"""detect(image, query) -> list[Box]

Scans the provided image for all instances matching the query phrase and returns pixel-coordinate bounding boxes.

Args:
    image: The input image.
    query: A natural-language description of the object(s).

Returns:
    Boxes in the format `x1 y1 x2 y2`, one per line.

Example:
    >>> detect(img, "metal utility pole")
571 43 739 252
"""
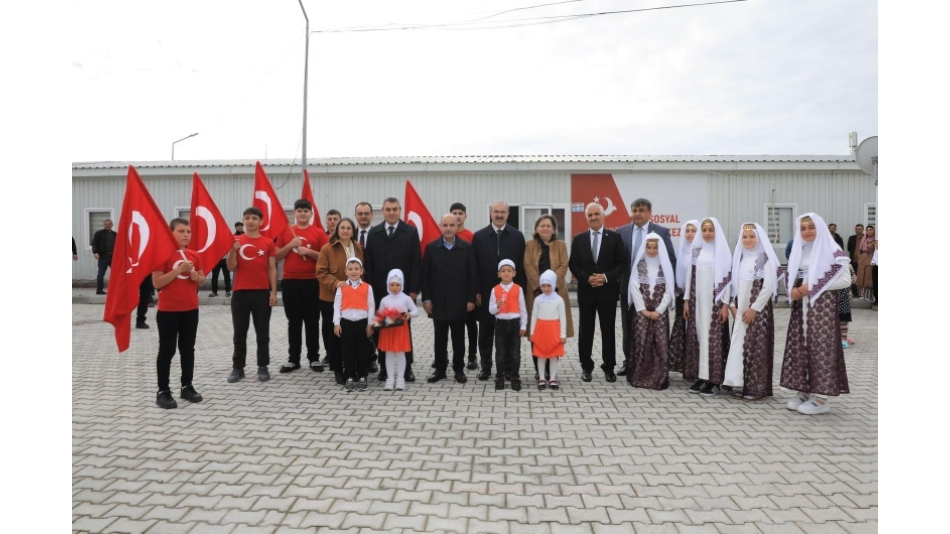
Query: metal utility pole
172 132 199 160
298 0 309 173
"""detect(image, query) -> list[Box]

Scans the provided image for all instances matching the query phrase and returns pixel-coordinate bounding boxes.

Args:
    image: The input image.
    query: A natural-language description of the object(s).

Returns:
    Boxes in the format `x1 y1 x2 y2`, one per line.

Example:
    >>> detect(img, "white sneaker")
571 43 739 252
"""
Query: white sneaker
797 398 830 415
395 379 406 390
384 379 394 391
786 394 809 411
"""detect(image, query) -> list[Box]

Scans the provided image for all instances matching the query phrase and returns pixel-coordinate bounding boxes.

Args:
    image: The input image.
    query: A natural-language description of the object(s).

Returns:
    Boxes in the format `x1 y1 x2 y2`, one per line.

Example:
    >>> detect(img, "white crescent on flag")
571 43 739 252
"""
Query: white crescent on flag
239 244 256 260
195 205 216 253
126 210 150 273
407 211 424 242
172 259 190 279
254 190 272 232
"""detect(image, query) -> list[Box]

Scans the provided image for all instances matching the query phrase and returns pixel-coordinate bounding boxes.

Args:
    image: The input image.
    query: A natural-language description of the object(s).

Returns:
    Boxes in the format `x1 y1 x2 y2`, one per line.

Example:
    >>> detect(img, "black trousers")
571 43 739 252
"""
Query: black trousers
434 319 466 373
577 297 618 373
494 317 522 379
137 276 153 324
477 304 496 372
211 259 231 293
231 290 271 369
320 300 342 373
96 255 112 292
281 278 321 365
619 295 632 363
872 265 878 304
156 309 198 392
341 318 372 380
465 309 478 357
850 261 860 297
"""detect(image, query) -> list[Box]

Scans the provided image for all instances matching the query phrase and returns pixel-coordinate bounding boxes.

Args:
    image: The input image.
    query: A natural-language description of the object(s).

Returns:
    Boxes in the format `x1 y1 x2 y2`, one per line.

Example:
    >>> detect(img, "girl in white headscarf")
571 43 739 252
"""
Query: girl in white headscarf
669 219 699 376
377 269 419 391
722 223 780 401
529 270 567 390
781 213 852 415
683 217 732 397
625 233 674 390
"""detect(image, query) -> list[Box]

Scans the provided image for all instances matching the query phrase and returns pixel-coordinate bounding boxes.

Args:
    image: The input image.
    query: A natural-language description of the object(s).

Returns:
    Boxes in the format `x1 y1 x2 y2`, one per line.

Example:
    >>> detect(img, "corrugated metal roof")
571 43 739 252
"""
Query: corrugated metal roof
73 155 858 170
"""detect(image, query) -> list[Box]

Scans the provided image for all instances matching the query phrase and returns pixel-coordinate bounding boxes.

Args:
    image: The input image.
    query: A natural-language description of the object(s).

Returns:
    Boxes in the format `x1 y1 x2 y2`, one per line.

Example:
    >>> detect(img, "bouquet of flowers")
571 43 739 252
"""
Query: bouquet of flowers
372 307 405 329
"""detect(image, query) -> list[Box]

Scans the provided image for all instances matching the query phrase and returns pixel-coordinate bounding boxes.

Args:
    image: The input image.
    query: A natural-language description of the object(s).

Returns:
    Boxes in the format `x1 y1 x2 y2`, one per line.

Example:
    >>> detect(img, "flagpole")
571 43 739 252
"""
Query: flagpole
297 0 309 175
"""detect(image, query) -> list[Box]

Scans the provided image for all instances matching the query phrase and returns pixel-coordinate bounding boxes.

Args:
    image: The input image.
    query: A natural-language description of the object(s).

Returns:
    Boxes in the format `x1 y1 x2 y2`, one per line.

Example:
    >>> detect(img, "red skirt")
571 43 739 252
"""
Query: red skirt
378 321 411 352
531 319 564 358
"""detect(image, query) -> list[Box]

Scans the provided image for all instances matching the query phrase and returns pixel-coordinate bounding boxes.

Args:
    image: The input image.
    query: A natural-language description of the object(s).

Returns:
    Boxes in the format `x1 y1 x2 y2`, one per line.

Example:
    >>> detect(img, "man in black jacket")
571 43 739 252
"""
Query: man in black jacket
91 219 117 294
568 203 629 383
364 197 423 382
847 224 864 298
472 201 526 381
422 214 478 384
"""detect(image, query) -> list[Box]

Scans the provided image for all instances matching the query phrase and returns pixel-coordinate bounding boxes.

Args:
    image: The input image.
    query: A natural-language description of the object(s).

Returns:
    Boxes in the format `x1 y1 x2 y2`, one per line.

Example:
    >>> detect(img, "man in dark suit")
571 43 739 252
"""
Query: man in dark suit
568 202 629 383
847 224 864 298
91 219 117 294
617 198 676 374
422 214 478 384
828 223 844 250
472 201 526 381
363 197 422 382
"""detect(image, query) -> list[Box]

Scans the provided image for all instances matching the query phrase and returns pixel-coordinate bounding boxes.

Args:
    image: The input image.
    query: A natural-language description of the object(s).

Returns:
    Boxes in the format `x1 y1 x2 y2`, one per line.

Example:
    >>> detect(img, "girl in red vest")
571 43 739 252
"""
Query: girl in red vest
333 257 375 392
377 269 419 391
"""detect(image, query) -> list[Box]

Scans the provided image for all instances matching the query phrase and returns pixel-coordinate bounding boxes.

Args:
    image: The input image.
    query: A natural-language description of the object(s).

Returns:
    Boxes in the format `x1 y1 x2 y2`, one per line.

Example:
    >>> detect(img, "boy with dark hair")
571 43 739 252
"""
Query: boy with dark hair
325 209 341 235
227 207 278 383
276 199 329 373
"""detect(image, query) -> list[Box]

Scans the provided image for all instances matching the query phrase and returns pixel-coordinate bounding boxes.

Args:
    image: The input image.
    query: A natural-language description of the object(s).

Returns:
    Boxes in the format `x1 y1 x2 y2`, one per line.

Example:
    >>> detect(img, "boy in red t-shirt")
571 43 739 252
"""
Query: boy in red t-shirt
152 218 206 409
276 199 329 374
227 207 278 383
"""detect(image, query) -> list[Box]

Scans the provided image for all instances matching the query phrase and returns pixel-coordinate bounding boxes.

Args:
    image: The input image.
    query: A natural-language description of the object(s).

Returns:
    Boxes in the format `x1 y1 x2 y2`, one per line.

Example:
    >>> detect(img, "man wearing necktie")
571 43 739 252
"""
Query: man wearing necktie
617 198 676 375
354 201 374 250
569 202 629 383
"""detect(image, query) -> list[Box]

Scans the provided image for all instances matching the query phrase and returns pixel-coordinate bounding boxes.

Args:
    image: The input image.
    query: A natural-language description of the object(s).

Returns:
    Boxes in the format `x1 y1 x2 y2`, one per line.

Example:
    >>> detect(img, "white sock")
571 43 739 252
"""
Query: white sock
386 352 396 379
395 352 406 379
548 358 558 382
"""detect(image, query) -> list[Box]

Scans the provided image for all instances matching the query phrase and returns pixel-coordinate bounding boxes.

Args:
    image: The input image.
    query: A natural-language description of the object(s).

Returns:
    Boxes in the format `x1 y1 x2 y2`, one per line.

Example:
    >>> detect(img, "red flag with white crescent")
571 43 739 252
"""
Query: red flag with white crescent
403 180 441 257
252 162 289 240
188 173 233 271
103 166 179 352
301 169 325 232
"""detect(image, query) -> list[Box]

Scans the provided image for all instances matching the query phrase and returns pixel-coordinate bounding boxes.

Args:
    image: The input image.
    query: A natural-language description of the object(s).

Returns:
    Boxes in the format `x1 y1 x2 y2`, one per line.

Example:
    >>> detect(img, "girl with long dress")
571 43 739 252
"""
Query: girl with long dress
781 213 852 415
669 219 698 375
529 270 568 390
683 217 732 397
626 233 674 390
722 223 779 401
855 225 877 302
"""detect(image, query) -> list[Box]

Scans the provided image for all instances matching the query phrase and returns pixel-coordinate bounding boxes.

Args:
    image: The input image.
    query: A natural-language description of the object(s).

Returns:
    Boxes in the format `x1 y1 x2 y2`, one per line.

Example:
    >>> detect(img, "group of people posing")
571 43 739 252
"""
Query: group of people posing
145 195 860 417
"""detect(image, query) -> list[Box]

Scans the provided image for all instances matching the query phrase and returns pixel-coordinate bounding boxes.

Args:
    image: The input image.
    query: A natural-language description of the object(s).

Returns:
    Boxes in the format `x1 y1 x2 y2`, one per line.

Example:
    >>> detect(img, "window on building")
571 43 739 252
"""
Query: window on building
176 207 191 221
865 203 877 229
764 204 796 245
87 209 114 248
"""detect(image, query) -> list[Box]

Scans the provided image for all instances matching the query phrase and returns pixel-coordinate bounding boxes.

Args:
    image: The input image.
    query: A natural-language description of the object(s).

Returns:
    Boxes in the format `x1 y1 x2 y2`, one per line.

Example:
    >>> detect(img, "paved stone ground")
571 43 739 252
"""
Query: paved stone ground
73 301 877 534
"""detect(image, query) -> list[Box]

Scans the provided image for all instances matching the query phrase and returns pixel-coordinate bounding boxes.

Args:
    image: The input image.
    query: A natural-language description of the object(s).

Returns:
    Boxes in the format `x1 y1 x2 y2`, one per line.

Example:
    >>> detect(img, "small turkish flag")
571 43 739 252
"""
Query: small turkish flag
301 169 325 232
403 180 441 257
253 162 289 240
103 166 179 352
188 173 233 271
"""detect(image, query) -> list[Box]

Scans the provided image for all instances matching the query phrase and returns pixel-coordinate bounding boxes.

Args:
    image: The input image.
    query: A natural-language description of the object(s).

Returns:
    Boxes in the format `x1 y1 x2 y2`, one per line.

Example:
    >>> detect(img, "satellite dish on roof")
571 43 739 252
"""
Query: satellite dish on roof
855 136 877 175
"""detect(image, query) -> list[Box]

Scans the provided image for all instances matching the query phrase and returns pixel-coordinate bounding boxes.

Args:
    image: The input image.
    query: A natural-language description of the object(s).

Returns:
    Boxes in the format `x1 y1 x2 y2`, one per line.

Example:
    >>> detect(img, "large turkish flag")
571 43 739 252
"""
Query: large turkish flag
252 162 289 240
403 180 441 257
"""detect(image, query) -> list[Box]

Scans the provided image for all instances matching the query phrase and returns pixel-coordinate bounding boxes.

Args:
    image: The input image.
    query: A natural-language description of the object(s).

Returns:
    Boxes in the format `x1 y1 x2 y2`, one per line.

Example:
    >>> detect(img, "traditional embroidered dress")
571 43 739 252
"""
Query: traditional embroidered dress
723 223 779 399
684 218 732 385
780 213 851 398
626 234 673 390
668 219 698 375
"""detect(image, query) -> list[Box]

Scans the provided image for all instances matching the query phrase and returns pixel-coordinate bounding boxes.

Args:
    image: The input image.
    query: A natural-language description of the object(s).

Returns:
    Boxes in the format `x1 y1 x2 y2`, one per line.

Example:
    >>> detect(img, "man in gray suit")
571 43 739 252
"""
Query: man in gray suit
617 198 676 374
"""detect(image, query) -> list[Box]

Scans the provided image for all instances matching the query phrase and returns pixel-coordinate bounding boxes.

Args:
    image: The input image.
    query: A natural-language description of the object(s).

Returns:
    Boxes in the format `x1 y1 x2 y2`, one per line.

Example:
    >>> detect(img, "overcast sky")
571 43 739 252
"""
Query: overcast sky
69 0 877 162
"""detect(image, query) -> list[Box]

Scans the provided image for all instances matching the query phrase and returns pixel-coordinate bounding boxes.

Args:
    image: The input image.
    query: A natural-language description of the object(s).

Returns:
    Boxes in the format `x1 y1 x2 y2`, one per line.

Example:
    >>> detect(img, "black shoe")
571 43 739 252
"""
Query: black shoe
617 364 629 376
310 361 324 373
208 292 219 297
455 372 467 384
357 377 368 391
495 378 505 390
258 366 270 382
225 291 231 297
478 370 492 381
511 379 522 392
96 290 107 295
581 371 592 382
227 368 244 383
427 372 447 383
280 363 301 374
721 385 733 392
370 362 379 373
467 356 478 370
345 378 355 392
699 383 720 397
605 370 617 383
378 370 388 382
135 322 149 329
404 366 415 383
180 385 202 403
688 379 704 394
334 370 345 385
156 390 177 409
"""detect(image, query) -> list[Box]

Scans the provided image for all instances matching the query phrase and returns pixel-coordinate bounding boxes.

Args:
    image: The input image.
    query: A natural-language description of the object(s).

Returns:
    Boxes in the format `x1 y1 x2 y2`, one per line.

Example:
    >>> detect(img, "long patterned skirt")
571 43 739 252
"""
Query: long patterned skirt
683 271 730 384
779 281 849 396
668 292 687 375
628 311 670 391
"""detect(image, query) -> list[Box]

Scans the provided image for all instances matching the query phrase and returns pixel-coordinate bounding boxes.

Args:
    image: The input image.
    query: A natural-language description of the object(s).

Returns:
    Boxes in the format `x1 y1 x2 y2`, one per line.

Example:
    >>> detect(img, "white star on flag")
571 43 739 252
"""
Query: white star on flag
257 249 265 256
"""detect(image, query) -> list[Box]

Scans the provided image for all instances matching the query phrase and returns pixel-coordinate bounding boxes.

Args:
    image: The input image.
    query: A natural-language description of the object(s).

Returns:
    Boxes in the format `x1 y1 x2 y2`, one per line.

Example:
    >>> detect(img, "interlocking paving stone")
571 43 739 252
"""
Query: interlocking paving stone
73 302 877 533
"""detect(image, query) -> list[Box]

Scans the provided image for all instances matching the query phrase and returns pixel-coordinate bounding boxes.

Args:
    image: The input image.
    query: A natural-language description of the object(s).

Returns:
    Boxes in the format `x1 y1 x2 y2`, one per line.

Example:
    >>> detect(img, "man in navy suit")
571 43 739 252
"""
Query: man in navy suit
617 198 676 374
569 202 629 383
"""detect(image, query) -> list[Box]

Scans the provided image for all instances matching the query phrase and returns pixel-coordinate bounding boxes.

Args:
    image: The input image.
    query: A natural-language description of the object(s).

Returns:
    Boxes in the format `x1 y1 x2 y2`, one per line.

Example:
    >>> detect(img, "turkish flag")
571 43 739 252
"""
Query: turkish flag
188 173 233 271
253 161 289 240
403 180 441 257
301 169 325 232
103 166 179 352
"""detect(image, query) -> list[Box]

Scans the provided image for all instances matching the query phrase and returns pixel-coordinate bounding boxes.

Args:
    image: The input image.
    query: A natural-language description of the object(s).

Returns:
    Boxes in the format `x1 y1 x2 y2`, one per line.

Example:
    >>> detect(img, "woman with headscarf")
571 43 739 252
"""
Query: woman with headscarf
683 217 732 397
781 213 852 415
668 219 698 376
626 233 674 390
524 215 574 381
722 223 780 401
855 224 877 302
